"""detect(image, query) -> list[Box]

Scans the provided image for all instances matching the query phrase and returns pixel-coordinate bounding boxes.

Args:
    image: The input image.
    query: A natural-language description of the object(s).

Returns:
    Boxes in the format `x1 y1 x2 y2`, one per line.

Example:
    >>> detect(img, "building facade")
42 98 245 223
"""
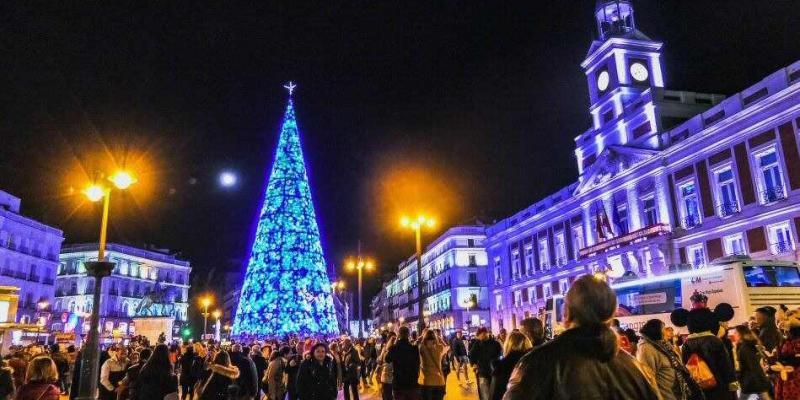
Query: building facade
54 243 191 339
0 190 64 324
487 0 800 332
379 225 490 335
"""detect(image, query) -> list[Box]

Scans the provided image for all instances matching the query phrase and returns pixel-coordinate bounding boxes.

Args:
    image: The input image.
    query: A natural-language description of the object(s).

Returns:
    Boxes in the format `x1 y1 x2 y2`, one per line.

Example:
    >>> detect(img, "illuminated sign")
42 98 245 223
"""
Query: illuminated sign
579 223 670 258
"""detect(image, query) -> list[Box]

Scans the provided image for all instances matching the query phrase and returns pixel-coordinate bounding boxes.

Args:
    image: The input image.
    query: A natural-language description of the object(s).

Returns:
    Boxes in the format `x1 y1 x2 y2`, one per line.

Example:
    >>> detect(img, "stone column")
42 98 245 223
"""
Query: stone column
654 170 674 228
582 204 596 246
626 184 642 231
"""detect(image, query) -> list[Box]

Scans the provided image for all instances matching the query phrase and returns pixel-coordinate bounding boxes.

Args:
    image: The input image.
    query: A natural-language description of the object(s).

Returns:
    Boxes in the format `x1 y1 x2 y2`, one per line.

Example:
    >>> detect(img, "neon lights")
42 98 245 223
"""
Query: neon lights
231 96 339 338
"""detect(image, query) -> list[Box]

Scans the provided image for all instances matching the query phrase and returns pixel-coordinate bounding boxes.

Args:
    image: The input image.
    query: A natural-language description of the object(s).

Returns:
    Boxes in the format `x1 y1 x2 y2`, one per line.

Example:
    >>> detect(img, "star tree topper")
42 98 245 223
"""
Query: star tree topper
284 81 297 96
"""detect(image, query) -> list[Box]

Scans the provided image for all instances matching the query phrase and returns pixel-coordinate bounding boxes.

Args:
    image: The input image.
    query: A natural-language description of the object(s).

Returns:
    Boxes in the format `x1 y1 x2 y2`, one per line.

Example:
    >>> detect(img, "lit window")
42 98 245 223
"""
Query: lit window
511 251 521 280
642 196 658 226
538 238 550 269
513 291 522 307
679 182 701 228
571 225 584 259
559 278 569 294
528 287 536 304
767 222 795 255
687 244 706 267
524 246 534 275
543 284 553 299
615 203 629 235
723 233 746 256
715 168 739 217
493 258 502 285
756 149 786 203
554 233 567 266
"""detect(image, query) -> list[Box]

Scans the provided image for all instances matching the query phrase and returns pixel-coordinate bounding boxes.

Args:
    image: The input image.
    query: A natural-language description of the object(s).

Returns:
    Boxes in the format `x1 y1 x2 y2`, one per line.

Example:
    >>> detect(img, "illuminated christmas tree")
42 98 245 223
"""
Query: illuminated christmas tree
232 82 339 338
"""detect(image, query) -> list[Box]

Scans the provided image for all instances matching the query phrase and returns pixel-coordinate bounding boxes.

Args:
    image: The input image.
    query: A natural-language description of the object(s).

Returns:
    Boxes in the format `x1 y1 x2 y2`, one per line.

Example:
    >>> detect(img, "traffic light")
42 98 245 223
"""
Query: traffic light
182 327 192 338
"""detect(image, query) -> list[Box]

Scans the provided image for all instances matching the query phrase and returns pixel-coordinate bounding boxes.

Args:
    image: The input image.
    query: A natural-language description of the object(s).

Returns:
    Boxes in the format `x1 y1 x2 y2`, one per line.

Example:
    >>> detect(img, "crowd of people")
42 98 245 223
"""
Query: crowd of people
0 275 799 400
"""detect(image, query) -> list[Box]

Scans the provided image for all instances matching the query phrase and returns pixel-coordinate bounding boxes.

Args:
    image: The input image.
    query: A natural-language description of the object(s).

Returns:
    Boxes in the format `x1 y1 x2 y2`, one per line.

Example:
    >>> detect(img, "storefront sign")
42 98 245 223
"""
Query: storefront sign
579 223 670 258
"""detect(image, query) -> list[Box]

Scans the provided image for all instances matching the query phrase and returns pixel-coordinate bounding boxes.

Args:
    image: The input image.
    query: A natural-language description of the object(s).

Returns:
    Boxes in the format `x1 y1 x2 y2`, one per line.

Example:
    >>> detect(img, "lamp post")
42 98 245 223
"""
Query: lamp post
76 170 135 400
400 215 435 335
332 280 348 334
212 310 221 342
345 258 374 339
201 297 213 339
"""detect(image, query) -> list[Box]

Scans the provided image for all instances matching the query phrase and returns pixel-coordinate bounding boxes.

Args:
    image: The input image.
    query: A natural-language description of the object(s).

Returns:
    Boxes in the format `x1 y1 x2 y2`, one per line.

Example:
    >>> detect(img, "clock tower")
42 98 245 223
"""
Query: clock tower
575 0 666 177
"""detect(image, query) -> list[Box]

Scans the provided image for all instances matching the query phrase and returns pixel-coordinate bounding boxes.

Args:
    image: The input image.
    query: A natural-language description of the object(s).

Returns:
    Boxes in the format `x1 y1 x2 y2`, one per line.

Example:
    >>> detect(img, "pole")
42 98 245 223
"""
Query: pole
415 226 425 334
203 304 209 338
98 191 110 260
358 266 363 338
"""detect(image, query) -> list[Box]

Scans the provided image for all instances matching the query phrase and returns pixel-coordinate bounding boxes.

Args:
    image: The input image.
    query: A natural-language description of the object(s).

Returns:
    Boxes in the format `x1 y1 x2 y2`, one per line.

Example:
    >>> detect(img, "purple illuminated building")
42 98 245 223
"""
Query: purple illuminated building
487 0 800 331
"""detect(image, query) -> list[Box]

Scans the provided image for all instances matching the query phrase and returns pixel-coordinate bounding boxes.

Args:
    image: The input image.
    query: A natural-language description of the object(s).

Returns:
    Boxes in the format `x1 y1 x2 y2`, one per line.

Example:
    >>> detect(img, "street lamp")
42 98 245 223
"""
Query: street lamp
345 257 375 339
76 170 136 400
400 214 435 334
201 297 213 339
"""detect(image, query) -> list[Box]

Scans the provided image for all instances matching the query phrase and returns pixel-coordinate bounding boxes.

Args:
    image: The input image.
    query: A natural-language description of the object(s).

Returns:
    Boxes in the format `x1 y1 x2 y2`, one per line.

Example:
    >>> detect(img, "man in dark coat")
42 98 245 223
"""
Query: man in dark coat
385 326 420 400
468 327 501 400
250 345 268 398
230 344 259 400
339 338 361 400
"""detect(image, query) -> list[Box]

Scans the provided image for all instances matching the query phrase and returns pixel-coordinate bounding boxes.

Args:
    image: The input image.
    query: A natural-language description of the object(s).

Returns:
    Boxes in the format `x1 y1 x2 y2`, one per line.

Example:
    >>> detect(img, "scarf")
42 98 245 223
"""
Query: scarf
642 337 700 400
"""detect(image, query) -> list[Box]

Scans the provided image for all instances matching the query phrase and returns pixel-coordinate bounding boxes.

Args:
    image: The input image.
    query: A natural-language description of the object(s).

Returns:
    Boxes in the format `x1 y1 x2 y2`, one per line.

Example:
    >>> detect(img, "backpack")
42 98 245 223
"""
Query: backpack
685 353 717 390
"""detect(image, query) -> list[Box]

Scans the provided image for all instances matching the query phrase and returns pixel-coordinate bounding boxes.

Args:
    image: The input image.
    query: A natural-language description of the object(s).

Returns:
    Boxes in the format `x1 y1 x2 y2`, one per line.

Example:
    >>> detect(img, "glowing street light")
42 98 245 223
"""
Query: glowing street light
344 254 375 339
219 171 238 187
400 214 435 334
200 296 214 338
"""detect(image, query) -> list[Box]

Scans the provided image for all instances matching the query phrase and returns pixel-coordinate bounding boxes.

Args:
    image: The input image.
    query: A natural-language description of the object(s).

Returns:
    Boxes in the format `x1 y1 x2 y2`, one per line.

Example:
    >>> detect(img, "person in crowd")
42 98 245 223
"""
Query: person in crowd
296 343 338 400
377 334 396 400
504 275 661 400
490 331 531 400
265 346 290 400
250 345 268 399
198 351 240 400
0 359 13 400
756 306 783 354
732 325 772 400
99 345 129 400
468 327 501 400
612 319 634 354
663 326 681 356
339 338 361 400
137 344 178 400
624 328 641 356
117 347 152 400
496 329 507 345
363 338 378 387
637 319 698 400
385 326 420 400
8 351 28 390
179 345 200 400
775 309 800 400
518 318 545 348
68 349 82 400
48 344 69 394
418 330 447 400
449 330 471 385
230 344 259 400
285 344 304 400
14 357 60 400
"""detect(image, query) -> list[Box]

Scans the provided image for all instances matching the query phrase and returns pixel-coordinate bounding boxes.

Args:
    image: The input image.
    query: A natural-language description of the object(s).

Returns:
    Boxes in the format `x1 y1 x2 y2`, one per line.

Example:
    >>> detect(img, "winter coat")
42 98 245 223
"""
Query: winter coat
736 342 771 394
681 332 736 400
503 326 661 400
13 382 60 400
230 352 258 398
339 347 360 381
198 364 240 400
450 338 467 357
120 361 145 400
7 358 26 389
489 350 526 400
296 357 338 400
418 342 446 387
378 352 393 385
362 345 378 361
759 325 783 353
0 366 13 400
250 353 268 393
136 364 178 400
384 338 419 390
265 357 286 400
468 338 502 378
636 339 680 400
179 353 201 385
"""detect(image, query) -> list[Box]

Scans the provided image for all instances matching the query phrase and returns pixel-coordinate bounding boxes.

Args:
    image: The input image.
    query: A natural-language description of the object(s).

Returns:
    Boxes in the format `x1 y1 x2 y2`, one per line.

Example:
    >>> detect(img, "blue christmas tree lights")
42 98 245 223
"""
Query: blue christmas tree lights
232 85 339 338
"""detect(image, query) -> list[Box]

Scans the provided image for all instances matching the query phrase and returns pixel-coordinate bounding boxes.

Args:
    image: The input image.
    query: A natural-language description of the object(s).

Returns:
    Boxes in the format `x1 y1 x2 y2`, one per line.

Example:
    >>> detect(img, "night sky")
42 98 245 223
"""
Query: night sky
2 1 798 304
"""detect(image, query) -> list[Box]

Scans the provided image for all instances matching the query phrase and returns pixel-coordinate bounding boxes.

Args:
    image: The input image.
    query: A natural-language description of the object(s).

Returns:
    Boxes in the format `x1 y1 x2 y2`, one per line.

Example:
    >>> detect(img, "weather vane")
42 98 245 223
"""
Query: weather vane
283 81 297 96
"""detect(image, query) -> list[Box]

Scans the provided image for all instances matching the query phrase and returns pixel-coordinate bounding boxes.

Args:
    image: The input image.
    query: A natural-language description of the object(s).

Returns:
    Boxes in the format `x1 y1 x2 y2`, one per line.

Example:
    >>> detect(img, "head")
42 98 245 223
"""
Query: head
639 319 664 341
502 331 532 356
25 356 58 383
756 306 777 329
671 302 734 334
564 275 617 329
475 327 489 340
231 343 243 354
455 330 463 339
213 351 231 366
519 318 544 346
662 326 675 341
310 343 328 362
342 338 352 349
49 344 60 354
733 324 759 345
139 347 153 362
398 326 410 340
142 344 172 373
423 330 436 343
498 328 507 339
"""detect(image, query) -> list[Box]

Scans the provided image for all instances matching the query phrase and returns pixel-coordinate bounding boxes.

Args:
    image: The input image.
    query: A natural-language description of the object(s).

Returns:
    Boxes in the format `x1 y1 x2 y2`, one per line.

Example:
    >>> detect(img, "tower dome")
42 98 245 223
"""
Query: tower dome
595 0 636 40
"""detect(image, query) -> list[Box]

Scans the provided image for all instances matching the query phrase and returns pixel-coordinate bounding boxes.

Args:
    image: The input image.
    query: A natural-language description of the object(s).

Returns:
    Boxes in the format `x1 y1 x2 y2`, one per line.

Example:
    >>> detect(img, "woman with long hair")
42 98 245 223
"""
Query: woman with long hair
732 325 772 400
377 334 396 400
136 344 178 400
637 319 699 400
490 332 532 400
296 343 338 400
504 274 661 399
14 357 60 400
419 330 448 400
197 352 240 400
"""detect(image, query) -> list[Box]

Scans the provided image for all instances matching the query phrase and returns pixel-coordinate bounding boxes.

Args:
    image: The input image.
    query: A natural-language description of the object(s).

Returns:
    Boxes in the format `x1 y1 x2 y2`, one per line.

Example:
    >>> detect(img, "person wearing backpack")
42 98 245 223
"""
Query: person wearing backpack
672 292 737 400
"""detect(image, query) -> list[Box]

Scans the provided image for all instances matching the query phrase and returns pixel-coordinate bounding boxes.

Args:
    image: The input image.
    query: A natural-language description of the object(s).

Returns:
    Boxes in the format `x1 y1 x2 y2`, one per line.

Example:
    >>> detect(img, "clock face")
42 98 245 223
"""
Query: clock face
630 62 649 82
596 70 610 91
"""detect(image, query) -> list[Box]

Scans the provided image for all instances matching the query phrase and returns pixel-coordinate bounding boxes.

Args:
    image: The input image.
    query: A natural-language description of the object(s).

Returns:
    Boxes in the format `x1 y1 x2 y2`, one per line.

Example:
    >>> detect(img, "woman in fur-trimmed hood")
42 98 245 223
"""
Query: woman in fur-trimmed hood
198 351 240 400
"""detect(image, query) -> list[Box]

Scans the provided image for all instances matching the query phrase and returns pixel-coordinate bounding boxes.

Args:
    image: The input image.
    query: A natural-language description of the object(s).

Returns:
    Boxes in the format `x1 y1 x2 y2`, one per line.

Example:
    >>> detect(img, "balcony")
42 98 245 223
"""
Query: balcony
771 241 793 255
555 257 568 267
718 202 739 217
762 186 786 204
684 214 701 229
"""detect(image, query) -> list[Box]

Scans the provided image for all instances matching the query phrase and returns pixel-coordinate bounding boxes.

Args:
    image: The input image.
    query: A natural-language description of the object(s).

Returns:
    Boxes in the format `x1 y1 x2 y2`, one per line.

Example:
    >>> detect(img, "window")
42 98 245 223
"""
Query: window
559 278 569 294
680 182 701 228
511 251 521 280
513 291 522 308
554 233 567 266
757 150 786 203
467 239 475 247
524 246 534 275
468 254 477 266
715 168 739 217
468 272 478 286
493 258 502 285
743 265 800 287
528 287 536 304
642 197 658 226
538 238 550 269
571 225 584 259
767 222 795 255
543 284 553 299
687 244 706 267
615 203 629 235
723 233 746 256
